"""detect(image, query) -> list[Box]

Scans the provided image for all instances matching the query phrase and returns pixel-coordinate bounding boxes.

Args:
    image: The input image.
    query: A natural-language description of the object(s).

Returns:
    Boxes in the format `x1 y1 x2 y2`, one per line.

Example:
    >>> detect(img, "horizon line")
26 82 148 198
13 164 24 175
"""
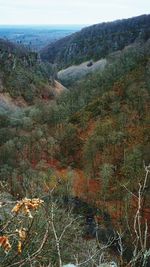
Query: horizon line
0 14 149 28
0 24 87 26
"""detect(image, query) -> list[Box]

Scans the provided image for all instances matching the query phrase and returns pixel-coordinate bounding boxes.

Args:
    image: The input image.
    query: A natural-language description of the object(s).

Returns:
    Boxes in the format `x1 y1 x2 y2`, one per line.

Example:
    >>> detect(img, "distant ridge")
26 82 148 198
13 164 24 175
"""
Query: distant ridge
40 14 150 68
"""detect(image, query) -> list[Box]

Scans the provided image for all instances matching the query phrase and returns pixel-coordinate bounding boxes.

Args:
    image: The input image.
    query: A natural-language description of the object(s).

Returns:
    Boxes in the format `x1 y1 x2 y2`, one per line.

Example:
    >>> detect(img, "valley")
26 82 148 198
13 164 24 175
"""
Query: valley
0 14 150 267
0 25 83 51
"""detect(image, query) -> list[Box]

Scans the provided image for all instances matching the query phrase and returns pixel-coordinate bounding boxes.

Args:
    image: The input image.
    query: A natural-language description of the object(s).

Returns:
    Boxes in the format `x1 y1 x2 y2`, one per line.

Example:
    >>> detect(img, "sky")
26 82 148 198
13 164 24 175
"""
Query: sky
0 0 149 25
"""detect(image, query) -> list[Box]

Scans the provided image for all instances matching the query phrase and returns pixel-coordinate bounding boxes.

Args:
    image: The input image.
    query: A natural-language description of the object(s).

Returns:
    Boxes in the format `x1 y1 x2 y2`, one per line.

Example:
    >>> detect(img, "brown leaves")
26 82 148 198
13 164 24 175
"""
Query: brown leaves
13 228 27 255
0 198 44 255
17 241 22 254
16 228 26 254
17 228 26 241
12 198 44 218
0 236 11 253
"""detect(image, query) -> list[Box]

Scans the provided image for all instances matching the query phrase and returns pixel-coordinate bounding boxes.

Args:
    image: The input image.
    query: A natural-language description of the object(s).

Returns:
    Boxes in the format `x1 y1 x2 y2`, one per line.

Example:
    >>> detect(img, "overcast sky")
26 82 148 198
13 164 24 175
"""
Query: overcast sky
0 0 149 25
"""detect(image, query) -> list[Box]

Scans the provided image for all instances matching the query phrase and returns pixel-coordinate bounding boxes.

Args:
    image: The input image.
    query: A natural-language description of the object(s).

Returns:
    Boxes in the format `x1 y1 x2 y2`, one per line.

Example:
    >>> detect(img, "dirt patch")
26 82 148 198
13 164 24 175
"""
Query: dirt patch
0 92 27 109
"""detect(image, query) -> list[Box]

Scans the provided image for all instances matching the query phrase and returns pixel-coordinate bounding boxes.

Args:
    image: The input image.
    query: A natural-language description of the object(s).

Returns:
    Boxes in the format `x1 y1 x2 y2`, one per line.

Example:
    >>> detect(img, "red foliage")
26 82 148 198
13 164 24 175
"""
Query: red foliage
46 159 60 169
73 170 101 202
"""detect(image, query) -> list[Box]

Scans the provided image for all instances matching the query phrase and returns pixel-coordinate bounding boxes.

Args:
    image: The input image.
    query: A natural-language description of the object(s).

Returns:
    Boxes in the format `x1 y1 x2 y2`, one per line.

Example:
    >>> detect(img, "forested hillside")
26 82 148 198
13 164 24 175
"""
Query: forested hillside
0 17 150 266
0 39 57 103
41 14 150 67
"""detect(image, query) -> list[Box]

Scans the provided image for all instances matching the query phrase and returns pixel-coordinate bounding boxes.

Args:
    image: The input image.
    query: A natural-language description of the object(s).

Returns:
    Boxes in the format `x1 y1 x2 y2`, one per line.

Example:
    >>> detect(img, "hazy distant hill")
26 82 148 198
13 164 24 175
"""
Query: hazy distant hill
0 25 83 51
41 14 150 67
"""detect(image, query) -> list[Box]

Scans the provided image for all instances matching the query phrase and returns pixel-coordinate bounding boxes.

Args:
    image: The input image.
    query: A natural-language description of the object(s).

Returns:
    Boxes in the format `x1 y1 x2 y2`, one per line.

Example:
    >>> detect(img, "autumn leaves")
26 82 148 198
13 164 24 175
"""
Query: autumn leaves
0 198 44 254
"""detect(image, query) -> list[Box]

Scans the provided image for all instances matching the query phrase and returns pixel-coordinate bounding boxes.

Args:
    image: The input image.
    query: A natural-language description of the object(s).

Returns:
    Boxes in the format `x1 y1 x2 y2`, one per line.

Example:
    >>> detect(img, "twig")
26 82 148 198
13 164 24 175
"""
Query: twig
7 224 49 267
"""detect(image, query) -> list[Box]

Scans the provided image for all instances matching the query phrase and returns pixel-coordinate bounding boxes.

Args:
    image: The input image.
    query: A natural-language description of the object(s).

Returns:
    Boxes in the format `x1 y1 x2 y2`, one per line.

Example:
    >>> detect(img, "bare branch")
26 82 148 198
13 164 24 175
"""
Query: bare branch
7 224 49 267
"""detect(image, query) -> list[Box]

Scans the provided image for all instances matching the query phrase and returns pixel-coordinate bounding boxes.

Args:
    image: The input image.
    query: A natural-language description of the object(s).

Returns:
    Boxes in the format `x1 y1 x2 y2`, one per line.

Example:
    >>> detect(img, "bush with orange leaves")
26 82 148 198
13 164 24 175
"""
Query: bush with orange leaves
0 194 101 267
0 197 46 266
11 197 44 218
0 236 11 253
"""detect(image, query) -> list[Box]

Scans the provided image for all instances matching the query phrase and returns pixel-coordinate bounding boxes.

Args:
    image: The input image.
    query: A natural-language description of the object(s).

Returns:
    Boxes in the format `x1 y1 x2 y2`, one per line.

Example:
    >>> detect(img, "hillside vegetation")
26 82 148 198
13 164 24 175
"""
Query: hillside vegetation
41 14 150 67
0 16 150 266
0 39 57 103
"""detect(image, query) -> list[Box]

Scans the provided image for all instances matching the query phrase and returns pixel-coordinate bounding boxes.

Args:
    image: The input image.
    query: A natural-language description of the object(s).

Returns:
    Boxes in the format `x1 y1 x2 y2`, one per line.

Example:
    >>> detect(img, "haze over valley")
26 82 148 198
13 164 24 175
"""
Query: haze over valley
0 25 83 51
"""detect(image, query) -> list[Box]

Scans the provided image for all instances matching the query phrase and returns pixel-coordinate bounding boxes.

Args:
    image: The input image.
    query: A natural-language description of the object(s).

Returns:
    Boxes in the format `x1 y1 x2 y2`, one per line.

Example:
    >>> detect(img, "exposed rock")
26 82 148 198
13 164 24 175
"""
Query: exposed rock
58 59 107 85
87 60 93 67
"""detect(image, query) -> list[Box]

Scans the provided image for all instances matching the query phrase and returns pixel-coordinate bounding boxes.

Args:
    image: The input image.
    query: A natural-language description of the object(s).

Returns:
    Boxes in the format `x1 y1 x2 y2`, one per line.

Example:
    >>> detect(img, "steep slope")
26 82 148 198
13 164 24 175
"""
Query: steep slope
0 39 61 104
40 14 150 67
57 58 107 86
54 41 150 262
0 28 150 266
0 38 28 56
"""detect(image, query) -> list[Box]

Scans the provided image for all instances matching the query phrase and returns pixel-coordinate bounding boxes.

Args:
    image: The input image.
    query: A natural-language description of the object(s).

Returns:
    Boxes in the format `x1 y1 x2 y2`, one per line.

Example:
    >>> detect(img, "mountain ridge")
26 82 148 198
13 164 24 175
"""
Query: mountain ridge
40 14 150 68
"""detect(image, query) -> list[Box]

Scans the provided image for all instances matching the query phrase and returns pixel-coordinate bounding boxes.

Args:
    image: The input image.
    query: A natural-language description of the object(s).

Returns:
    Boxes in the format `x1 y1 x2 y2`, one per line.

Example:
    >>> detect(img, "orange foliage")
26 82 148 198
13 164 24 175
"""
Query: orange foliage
46 159 60 169
127 125 146 147
12 198 44 218
0 236 11 252
79 120 96 140
17 228 26 241
73 170 101 202
73 170 88 199
17 241 22 254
